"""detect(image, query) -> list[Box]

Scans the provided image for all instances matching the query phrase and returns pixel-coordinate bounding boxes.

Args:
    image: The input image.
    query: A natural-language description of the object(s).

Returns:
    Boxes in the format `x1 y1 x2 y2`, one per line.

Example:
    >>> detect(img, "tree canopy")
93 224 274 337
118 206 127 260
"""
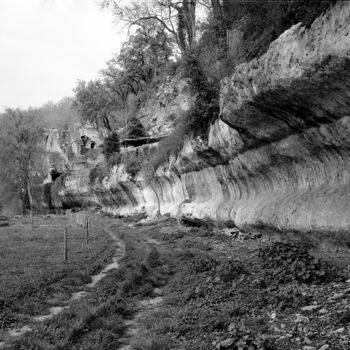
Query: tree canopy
100 0 200 54
0 109 46 213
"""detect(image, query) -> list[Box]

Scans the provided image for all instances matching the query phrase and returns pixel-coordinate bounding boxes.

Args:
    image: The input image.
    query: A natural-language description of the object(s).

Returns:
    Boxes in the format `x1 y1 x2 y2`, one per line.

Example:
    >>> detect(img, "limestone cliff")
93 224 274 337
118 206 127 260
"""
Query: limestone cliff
51 2 350 243
137 74 191 137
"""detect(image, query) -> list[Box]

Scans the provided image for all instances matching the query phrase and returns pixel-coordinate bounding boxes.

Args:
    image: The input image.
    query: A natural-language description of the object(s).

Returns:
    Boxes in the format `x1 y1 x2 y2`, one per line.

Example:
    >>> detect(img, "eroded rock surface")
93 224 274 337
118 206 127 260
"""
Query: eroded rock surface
52 2 350 243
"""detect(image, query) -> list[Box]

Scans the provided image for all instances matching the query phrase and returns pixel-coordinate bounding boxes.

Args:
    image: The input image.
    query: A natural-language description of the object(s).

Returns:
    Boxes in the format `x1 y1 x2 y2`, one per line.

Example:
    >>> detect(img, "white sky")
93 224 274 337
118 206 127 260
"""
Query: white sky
0 0 125 112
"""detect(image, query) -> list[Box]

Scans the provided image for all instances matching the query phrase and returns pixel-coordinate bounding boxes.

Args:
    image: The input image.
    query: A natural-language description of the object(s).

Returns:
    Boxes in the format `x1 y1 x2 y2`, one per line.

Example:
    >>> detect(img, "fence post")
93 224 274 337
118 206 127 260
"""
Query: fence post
64 228 68 261
86 217 89 245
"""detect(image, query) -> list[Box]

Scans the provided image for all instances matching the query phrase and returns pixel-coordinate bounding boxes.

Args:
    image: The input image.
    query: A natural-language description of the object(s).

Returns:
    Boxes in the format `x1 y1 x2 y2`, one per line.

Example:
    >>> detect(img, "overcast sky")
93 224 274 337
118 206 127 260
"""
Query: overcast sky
0 0 124 112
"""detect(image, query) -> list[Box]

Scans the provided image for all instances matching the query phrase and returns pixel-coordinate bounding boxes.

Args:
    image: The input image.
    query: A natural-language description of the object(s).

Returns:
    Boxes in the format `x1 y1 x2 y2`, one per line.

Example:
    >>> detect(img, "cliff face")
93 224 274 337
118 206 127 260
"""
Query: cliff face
137 75 192 137
53 2 350 243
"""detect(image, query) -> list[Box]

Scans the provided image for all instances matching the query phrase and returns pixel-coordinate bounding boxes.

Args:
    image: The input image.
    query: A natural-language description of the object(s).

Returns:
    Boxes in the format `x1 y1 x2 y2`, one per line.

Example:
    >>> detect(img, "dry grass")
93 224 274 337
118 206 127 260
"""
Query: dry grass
0 215 115 329
5 218 171 350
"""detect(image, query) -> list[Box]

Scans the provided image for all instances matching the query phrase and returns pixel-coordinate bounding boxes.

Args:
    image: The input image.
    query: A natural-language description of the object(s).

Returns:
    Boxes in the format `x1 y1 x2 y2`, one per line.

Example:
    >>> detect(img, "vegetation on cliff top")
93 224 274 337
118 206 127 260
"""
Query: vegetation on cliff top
81 0 336 174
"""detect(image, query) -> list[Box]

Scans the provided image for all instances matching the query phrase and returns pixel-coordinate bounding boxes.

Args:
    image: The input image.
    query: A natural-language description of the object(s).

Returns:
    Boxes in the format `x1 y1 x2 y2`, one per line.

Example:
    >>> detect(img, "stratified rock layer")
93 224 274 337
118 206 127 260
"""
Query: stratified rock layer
56 2 350 243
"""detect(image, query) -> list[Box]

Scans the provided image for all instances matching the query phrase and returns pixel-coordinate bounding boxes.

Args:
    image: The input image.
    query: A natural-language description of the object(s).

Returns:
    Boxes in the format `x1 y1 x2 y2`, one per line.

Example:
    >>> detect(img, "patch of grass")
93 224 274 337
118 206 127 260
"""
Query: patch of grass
7 220 172 350
132 335 172 350
0 215 115 329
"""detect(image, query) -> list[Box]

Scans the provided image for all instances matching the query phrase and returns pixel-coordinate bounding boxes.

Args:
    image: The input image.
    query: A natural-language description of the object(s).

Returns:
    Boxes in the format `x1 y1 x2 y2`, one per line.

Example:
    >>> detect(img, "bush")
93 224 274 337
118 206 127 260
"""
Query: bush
89 164 109 184
122 152 143 177
127 117 147 139
102 132 120 164
165 60 182 77
222 0 336 61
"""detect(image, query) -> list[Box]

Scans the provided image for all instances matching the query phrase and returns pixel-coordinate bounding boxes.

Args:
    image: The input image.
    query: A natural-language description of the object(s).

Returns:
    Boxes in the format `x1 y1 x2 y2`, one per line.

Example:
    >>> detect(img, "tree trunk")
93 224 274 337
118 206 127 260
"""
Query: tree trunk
27 177 34 212
183 0 196 50
211 0 227 56
149 182 161 219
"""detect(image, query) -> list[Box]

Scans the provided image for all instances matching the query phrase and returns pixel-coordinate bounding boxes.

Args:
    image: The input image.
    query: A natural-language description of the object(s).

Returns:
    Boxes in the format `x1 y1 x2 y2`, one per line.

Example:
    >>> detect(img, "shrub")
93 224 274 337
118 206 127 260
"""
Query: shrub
122 152 143 177
222 0 336 61
102 132 120 164
127 117 146 139
89 164 109 184
165 60 182 77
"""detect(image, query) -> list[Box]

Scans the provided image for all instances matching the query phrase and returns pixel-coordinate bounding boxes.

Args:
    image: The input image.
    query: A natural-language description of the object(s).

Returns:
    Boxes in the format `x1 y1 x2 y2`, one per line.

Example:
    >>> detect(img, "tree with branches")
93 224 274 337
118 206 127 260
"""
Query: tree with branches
73 80 115 131
0 109 46 213
100 0 200 54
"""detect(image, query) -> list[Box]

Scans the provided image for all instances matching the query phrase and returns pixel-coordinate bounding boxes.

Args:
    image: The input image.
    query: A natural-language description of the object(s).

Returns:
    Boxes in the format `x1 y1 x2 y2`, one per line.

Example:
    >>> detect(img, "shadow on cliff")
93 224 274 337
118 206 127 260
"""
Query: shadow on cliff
221 57 350 151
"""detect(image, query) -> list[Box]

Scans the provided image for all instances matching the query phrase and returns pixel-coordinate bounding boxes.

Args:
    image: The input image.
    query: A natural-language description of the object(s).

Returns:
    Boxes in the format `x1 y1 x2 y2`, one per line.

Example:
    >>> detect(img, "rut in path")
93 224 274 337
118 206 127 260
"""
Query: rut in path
118 236 164 350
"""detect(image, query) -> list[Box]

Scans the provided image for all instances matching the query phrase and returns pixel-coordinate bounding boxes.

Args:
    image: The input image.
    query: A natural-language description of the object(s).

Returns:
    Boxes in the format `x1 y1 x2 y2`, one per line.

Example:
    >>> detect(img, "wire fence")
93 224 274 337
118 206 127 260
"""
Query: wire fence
66 209 89 228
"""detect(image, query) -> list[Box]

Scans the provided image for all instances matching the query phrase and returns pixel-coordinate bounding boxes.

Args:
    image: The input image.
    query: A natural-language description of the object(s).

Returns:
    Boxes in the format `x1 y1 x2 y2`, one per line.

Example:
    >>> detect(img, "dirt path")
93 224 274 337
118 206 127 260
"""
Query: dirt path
117 236 164 350
118 295 164 350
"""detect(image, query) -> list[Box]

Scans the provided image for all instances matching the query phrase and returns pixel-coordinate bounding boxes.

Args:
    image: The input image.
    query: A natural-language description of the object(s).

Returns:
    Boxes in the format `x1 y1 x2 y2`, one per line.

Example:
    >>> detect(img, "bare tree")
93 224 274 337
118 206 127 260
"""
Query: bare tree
100 0 199 54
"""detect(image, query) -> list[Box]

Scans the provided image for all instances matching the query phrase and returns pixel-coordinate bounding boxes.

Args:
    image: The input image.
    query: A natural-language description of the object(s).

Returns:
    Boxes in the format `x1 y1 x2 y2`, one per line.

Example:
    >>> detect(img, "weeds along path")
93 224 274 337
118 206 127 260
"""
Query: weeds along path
0 212 125 349
117 236 165 350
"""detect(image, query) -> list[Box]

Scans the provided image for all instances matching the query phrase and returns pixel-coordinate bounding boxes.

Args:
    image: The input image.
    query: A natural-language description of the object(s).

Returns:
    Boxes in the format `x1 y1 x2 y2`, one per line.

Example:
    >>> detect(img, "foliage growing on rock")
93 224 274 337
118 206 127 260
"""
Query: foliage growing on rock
102 132 120 164
89 164 109 185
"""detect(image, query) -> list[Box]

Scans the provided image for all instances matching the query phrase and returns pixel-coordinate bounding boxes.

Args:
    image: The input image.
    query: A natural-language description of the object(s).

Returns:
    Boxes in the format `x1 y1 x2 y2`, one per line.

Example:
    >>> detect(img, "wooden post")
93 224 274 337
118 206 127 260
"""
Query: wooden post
64 228 68 261
86 217 89 245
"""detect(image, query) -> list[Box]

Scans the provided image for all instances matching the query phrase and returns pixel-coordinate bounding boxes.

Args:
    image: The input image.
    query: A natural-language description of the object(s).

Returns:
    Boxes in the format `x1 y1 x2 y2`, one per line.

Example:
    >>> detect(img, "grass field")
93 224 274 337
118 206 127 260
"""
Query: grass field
0 214 115 331
3 216 349 350
6 216 170 350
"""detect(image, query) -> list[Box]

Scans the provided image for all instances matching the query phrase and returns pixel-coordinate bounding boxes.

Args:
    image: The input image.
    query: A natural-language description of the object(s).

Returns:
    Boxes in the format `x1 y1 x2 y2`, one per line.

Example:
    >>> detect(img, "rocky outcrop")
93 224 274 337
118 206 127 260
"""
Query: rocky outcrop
53 2 350 244
138 74 191 136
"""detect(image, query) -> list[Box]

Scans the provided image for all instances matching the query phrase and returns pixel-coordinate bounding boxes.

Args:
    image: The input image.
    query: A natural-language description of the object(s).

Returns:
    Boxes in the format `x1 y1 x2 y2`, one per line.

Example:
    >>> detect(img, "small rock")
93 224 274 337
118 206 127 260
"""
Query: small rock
249 231 262 239
318 308 328 315
271 312 277 320
295 314 310 323
304 337 312 344
331 292 345 300
334 327 345 333
318 345 329 350
153 288 163 296
301 305 320 312
228 323 236 332
279 334 292 340
216 338 234 349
